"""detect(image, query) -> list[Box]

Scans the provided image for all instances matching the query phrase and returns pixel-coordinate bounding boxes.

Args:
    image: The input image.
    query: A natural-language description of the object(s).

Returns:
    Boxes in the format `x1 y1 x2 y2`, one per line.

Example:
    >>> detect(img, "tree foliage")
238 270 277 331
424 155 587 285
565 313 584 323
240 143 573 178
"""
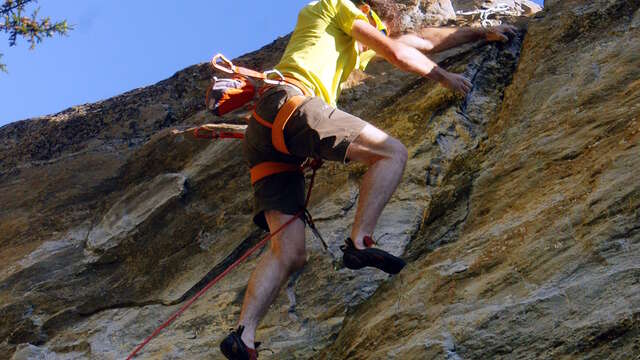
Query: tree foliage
1 0 70 72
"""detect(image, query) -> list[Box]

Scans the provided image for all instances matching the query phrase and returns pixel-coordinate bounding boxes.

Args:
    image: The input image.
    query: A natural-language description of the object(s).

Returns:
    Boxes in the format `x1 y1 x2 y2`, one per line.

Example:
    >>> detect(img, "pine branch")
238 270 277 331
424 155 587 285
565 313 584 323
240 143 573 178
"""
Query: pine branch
1 0 71 47
0 0 70 73
0 0 35 15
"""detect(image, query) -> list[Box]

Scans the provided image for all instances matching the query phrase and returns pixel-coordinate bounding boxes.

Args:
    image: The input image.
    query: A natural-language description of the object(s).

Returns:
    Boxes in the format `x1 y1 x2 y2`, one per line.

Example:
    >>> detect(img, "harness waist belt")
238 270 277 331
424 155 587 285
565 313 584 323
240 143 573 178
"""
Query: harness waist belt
250 162 302 185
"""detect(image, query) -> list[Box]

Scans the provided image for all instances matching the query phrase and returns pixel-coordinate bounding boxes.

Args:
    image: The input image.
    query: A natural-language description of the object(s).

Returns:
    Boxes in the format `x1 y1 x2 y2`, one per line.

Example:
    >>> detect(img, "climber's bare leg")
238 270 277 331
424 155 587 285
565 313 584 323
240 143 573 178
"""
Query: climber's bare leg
238 211 306 348
346 124 408 249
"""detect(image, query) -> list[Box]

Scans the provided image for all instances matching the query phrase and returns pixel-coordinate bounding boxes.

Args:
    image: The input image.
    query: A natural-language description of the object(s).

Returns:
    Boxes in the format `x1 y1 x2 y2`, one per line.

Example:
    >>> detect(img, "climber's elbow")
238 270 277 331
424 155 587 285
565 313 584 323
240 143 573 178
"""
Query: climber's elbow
387 43 415 70
390 44 438 77
386 44 405 67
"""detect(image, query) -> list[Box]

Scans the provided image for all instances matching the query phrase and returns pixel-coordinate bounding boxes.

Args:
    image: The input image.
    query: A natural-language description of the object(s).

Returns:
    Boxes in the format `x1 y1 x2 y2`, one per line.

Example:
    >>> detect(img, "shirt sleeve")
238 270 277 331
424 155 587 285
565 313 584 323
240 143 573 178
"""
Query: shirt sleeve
334 0 368 36
358 49 377 70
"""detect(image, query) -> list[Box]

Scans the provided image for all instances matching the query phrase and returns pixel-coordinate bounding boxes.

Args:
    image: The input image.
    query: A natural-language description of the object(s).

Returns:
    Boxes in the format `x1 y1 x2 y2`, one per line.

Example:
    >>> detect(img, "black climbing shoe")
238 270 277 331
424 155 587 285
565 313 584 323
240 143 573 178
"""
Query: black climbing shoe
220 326 260 360
340 237 406 275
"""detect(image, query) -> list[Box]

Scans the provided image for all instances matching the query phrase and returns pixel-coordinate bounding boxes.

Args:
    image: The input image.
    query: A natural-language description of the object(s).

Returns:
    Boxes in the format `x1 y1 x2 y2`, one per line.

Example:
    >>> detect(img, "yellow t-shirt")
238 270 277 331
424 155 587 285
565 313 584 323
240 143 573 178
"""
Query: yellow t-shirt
275 0 375 107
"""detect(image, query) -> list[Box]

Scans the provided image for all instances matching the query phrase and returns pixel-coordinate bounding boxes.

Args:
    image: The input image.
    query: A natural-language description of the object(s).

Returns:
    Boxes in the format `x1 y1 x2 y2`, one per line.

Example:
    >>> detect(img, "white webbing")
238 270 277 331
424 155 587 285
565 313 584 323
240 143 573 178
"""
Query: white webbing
456 1 524 27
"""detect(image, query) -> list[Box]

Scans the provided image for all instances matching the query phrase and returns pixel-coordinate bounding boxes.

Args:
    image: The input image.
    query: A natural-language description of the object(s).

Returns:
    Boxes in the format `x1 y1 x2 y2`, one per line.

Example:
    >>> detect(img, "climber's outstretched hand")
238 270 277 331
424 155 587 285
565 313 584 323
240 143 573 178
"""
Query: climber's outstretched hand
442 72 472 95
485 24 518 42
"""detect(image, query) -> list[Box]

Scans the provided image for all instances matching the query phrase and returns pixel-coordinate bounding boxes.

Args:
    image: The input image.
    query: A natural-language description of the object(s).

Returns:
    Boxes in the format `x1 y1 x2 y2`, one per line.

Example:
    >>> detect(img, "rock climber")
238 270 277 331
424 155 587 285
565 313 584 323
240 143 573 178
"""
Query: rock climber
220 1 517 358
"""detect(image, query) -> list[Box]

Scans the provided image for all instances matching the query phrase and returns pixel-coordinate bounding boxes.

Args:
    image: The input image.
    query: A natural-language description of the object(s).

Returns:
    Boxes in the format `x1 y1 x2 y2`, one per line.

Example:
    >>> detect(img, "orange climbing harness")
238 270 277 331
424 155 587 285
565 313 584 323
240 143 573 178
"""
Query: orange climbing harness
204 53 314 182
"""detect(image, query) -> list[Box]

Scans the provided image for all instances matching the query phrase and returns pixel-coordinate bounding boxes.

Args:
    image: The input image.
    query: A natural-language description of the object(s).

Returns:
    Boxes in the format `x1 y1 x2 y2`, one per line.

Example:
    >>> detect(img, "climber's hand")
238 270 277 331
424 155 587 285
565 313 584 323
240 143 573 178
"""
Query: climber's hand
485 24 518 42
442 72 472 95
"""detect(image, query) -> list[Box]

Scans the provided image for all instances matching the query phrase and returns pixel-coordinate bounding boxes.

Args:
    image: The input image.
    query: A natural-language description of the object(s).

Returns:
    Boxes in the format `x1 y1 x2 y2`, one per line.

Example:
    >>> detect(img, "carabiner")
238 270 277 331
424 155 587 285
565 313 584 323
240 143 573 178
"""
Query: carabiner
212 54 236 74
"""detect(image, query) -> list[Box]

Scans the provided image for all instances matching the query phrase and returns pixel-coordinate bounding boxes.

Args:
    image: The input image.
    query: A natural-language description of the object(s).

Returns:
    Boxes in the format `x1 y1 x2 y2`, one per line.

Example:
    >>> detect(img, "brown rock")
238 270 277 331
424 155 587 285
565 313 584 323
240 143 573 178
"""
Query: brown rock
2 1 637 359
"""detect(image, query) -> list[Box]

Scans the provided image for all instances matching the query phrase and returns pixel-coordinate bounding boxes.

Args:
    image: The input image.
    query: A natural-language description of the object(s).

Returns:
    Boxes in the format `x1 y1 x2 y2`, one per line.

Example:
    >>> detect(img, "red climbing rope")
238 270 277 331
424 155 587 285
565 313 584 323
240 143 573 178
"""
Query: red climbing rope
126 159 323 359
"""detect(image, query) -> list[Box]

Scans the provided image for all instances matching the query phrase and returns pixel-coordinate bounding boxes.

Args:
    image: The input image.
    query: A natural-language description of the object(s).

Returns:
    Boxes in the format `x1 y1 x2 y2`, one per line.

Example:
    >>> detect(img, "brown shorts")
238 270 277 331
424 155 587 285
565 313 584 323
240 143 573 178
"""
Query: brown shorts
243 85 368 230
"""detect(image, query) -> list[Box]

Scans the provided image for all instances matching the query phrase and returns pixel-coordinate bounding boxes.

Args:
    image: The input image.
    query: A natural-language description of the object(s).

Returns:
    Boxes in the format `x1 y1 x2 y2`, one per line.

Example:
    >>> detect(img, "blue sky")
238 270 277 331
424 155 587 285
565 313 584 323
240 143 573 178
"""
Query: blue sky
0 0 543 127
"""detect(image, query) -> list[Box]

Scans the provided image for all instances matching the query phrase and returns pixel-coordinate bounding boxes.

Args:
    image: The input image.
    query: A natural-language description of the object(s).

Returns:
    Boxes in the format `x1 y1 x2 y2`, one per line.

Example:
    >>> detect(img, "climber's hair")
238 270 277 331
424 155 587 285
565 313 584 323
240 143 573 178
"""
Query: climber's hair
351 0 396 35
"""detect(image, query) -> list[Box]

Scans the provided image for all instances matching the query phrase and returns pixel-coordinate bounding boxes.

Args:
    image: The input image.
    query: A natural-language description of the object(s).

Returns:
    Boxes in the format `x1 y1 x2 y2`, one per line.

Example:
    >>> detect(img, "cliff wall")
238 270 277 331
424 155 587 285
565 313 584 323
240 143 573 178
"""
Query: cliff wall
1 0 638 359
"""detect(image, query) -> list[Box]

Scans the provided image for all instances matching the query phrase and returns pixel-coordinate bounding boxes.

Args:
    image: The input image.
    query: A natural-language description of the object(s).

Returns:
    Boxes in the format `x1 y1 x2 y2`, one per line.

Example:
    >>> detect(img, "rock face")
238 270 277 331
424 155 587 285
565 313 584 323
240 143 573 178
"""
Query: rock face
1 0 639 359
369 0 541 29
454 0 541 14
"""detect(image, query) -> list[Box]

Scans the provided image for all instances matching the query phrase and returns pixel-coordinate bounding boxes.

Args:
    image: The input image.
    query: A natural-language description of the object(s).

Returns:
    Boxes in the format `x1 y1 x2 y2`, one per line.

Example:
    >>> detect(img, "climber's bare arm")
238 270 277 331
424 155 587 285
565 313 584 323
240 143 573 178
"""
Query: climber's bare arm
392 33 436 53
414 27 484 53
397 25 518 54
352 19 472 95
